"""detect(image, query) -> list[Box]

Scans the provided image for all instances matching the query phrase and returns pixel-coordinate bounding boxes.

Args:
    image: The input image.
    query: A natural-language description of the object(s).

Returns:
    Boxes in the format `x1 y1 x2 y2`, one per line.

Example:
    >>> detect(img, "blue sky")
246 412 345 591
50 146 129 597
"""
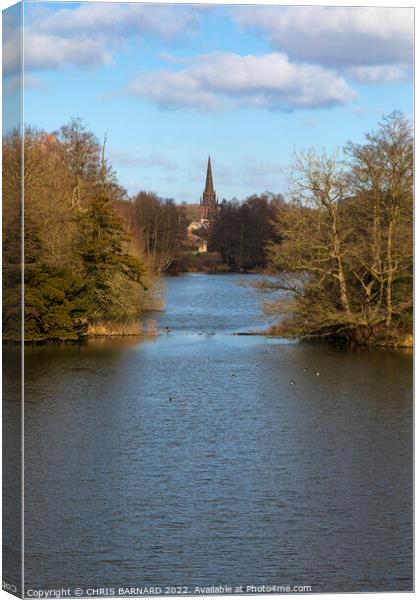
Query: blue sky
4 2 414 202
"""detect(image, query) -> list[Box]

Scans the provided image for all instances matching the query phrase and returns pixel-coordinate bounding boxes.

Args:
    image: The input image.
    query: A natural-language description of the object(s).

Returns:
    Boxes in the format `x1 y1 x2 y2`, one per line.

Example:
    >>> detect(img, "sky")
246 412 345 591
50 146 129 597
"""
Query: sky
3 1 414 203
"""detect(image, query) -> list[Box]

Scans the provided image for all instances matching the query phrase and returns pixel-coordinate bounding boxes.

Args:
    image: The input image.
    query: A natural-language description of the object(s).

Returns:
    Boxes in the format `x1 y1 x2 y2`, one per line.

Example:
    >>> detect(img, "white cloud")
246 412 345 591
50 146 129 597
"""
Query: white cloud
234 6 413 69
130 51 356 112
346 65 410 85
34 3 201 42
25 33 113 72
3 26 21 77
22 3 202 74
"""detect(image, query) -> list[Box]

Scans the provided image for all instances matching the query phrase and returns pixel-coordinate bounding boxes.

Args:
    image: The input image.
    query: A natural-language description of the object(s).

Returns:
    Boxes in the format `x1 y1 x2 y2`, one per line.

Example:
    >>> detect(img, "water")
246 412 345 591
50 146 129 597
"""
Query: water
18 274 412 593
149 273 275 334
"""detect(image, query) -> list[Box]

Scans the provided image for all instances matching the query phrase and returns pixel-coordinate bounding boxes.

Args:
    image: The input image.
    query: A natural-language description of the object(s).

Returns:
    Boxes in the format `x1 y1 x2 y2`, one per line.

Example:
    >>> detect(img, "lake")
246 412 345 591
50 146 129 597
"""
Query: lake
16 273 413 593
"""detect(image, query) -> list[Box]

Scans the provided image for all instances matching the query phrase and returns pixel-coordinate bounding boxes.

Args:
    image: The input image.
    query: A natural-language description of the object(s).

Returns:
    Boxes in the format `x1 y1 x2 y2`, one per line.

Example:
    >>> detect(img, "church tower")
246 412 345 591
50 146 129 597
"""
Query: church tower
200 156 219 225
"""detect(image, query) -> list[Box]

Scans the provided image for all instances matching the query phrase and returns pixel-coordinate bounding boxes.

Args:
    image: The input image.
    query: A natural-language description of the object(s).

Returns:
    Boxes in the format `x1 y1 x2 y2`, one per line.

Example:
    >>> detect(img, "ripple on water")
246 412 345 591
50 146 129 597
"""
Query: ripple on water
19 274 413 593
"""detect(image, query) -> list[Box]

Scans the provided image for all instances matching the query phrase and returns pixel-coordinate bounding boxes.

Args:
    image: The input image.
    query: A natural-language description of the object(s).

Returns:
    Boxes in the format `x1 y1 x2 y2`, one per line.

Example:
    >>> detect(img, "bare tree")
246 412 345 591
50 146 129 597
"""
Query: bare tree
268 114 413 345
346 111 413 328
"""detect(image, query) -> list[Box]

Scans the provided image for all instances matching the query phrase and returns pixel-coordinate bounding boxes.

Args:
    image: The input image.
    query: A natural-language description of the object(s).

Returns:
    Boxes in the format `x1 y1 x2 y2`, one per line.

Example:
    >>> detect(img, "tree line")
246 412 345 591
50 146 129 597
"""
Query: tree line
115 191 189 274
208 193 284 270
2 119 188 340
3 112 412 345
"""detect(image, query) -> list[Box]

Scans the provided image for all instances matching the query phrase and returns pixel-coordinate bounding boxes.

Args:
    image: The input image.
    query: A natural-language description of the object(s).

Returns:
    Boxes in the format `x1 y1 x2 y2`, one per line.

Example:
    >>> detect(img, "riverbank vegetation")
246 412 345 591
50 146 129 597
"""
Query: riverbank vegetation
3 120 153 340
2 112 412 346
266 112 412 346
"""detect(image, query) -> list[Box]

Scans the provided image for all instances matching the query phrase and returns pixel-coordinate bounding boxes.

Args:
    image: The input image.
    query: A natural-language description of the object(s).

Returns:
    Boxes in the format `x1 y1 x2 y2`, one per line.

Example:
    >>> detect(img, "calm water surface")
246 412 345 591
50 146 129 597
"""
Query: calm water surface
20 274 412 593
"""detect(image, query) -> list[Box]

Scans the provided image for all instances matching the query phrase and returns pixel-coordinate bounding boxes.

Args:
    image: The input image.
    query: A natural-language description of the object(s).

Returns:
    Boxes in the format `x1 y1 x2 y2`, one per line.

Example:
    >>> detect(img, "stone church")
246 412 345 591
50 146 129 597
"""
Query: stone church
187 156 219 253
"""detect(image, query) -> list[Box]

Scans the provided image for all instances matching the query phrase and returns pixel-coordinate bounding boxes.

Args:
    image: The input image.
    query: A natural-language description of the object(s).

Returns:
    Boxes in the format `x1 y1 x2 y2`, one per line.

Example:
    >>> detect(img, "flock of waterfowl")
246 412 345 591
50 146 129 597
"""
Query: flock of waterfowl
167 357 321 402
165 325 322 401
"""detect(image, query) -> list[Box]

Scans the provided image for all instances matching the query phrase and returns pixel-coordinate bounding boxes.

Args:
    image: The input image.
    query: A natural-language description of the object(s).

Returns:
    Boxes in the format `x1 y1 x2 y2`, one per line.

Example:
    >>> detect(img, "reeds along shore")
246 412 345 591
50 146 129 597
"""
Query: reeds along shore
86 319 160 337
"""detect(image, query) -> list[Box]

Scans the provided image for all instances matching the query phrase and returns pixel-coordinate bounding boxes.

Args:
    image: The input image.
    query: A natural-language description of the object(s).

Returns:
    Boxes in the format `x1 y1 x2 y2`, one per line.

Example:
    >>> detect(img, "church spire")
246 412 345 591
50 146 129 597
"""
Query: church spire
204 156 214 194
200 155 218 225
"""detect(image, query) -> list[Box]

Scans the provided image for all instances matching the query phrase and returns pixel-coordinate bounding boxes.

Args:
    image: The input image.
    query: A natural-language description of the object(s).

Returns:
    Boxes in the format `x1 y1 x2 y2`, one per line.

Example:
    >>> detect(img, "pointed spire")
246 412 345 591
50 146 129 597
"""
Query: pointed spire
204 156 214 194
200 155 218 225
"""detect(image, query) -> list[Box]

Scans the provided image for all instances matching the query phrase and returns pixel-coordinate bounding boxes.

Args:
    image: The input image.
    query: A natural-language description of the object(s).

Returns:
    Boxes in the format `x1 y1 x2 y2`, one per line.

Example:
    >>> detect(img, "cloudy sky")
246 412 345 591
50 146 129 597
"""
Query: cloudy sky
4 1 414 202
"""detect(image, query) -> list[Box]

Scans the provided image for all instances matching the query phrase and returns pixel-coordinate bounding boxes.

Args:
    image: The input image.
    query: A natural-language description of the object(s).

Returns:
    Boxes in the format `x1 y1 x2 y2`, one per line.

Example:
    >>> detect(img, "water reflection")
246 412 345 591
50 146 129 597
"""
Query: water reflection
21 274 412 593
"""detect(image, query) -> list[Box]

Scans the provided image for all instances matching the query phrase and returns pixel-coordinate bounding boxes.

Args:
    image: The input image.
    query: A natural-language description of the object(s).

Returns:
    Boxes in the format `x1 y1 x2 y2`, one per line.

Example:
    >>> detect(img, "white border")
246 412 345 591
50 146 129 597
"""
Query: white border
0 2 415 600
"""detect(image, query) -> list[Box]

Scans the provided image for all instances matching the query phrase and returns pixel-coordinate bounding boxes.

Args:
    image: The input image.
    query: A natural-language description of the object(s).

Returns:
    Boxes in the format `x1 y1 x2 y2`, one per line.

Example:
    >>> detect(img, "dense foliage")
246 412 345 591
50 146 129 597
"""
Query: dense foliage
115 191 189 273
209 193 284 270
3 119 148 340
267 112 413 345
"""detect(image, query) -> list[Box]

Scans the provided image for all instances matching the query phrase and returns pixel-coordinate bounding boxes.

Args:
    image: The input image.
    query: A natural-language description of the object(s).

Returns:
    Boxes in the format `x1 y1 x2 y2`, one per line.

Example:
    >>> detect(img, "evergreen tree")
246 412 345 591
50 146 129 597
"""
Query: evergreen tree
2 121 151 341
78 190 147 320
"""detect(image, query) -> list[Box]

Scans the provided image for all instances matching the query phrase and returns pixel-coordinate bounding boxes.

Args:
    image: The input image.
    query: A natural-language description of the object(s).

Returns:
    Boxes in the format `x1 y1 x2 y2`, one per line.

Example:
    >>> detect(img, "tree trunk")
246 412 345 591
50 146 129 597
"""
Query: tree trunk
330 208 351 315
385 216 395 327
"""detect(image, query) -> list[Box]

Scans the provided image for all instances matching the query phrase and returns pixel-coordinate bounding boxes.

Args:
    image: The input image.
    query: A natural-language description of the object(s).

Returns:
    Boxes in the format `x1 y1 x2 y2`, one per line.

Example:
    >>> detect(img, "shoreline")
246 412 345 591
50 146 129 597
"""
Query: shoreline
4 330 413 348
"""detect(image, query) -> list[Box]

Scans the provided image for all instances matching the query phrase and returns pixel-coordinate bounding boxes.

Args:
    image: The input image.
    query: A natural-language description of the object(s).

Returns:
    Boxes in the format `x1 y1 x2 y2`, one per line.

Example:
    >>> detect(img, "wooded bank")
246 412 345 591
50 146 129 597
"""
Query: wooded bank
2 113 412 345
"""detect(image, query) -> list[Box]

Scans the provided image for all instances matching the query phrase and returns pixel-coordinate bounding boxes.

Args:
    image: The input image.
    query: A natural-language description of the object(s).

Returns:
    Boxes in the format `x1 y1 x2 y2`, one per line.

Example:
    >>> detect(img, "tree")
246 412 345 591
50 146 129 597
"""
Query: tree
2 128 23 339
210 193 283 270
3 120 152 340
77 190 147 320
120 191 188 273
346 111 413 329
268 113 413 345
